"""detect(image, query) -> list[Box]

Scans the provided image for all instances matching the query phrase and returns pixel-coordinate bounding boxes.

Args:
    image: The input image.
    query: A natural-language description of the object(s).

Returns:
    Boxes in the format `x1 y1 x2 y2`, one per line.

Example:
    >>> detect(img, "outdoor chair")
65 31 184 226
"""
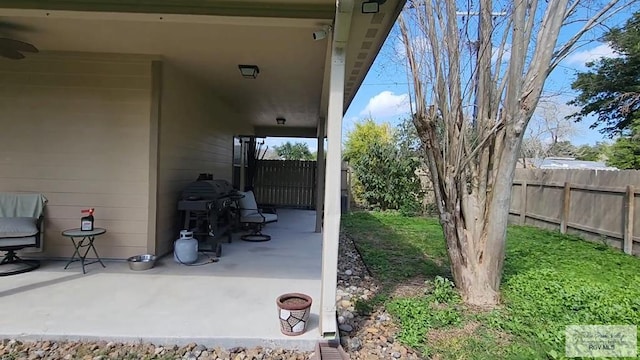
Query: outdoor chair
237 190 277 242
0 193 47 276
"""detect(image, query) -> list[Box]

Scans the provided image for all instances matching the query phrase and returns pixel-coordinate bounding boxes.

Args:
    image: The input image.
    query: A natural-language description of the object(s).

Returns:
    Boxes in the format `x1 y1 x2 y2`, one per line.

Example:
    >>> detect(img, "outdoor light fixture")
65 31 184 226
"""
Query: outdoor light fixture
276 117 286 125
238 64 260 79
362 0 387 14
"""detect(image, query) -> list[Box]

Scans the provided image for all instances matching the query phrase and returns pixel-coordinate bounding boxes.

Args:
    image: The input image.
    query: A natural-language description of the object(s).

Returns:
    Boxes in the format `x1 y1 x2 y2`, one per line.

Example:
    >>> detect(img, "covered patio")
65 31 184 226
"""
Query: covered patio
0 0 405 344
0 209 323 350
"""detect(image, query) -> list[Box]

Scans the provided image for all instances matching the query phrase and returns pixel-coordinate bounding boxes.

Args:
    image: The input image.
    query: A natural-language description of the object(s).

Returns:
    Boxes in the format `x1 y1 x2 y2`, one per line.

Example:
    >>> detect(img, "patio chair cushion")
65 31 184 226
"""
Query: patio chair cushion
0 217 38 238
238 191 260 217
0 193 46 249
241 212 278 224
0 217 39 247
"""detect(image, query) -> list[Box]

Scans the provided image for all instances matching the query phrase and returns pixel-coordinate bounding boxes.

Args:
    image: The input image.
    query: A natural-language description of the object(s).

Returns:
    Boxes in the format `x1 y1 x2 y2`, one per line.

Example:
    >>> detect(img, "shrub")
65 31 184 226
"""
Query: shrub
351 139 424 213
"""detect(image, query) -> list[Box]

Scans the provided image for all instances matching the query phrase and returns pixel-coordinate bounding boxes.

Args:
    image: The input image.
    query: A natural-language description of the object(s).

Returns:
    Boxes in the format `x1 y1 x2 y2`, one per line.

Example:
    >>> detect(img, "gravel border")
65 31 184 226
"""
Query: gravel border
336 234 421 360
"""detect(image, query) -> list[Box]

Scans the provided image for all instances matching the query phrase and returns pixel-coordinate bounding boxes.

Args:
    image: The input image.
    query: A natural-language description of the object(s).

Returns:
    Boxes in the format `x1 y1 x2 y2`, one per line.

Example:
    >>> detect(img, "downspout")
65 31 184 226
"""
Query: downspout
320 0 353 339
315 116 326 233
239 139 246 191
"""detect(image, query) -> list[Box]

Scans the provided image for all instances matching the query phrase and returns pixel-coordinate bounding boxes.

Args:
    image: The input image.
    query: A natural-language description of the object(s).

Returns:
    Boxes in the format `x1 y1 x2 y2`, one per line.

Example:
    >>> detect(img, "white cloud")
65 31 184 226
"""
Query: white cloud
492 43 511 64
565 43 620 67
359 91 411 119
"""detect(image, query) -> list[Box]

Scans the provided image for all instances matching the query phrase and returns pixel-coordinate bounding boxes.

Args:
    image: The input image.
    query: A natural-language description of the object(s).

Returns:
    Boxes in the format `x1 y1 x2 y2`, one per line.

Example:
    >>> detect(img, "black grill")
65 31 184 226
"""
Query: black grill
177 178 240 256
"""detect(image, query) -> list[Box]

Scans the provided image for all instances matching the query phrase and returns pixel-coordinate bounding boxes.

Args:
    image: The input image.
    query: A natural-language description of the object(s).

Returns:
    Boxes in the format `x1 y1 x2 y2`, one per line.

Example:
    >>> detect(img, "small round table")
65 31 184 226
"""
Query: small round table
62 228 106 274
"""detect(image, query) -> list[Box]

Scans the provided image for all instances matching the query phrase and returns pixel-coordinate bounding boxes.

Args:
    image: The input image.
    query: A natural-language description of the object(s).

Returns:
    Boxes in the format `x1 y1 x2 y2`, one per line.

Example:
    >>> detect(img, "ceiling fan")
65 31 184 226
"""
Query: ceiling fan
0 20 38 60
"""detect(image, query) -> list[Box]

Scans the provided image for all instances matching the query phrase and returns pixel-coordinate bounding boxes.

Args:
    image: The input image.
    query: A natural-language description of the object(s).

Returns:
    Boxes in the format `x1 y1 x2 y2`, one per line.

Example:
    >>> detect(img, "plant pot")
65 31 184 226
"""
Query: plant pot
276 293 312 336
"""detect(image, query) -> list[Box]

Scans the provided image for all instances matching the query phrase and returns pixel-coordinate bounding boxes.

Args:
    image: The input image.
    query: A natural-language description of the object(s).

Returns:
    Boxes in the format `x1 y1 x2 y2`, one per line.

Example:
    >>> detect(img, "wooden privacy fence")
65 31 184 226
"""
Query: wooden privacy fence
509 169 639 256
341 162 351 212
253 160 317 209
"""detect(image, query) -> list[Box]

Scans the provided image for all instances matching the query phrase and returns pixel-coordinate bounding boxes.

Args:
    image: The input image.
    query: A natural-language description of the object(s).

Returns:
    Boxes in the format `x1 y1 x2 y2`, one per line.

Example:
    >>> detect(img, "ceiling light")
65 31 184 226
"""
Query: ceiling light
276 117 286 125
362 0 387 14
238 64 260 79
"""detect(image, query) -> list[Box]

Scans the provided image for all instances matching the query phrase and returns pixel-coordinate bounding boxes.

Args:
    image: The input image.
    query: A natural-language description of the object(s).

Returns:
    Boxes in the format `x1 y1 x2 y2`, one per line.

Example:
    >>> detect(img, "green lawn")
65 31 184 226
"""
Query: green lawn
342 211 640 359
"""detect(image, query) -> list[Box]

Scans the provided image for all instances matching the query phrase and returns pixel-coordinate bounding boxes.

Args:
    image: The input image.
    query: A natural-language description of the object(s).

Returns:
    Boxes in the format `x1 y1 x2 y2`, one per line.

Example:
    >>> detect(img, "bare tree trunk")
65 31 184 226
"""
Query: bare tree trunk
399 0 629 307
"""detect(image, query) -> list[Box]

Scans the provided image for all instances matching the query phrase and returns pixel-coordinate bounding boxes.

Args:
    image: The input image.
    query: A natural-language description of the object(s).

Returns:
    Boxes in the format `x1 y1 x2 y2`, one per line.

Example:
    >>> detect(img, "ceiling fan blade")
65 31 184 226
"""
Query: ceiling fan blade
0 20 35 32
0 38 38 53
0 47 25 59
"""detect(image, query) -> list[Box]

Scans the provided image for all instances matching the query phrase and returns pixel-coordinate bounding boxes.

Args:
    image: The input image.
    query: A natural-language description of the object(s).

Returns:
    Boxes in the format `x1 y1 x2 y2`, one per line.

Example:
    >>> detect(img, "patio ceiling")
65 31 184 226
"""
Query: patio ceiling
0 0 404 133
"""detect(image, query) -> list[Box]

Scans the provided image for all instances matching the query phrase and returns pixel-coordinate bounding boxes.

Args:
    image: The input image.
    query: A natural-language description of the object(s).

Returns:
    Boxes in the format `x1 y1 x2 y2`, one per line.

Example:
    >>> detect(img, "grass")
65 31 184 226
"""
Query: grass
341 212 448 285
342 211 640 359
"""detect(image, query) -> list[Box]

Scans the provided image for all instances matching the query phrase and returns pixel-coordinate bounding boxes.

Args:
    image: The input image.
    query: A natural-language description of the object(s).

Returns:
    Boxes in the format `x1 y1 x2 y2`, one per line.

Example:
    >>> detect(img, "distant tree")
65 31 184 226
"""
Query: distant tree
262 148 281 160
520 137 547 165
274 142 314 160
575 142 609 161
537 101 578 146
396 118 423 160
547 140 578 158
569 12 640 170
520 100 578 163
605 121 640 169
607 137 640 169
569 12 640 137
343 119 392 162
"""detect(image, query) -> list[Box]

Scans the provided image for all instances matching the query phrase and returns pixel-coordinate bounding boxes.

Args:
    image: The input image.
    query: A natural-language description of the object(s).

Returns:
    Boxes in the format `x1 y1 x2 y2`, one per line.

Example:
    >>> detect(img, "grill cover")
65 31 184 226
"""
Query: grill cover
180 180 235 200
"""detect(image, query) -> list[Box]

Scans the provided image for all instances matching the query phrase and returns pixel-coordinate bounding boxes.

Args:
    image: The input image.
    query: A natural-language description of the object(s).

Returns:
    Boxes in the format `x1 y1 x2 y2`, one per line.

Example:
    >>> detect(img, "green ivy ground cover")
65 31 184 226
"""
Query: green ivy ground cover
342 212 640 359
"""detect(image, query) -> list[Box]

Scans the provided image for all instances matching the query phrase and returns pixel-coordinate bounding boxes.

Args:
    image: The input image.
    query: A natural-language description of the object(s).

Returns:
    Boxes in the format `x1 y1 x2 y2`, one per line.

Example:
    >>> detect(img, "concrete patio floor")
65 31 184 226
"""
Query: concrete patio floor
0 209 323 350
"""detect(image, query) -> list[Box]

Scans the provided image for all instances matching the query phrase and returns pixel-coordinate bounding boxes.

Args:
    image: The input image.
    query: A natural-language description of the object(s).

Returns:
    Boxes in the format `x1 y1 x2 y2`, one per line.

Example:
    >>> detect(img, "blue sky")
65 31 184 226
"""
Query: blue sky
266 5 635 152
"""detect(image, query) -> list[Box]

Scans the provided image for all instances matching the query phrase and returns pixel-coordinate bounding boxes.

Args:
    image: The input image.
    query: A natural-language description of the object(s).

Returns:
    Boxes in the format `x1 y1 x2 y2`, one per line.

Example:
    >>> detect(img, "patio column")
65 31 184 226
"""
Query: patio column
320 0 352 338
239 139 246 191
315 116 325 233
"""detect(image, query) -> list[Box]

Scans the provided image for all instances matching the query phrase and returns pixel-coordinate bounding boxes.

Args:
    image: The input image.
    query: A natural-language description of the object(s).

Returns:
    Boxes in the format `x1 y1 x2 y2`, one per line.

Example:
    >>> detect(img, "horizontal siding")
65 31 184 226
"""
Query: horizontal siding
0 54 153 259
155 62 251 255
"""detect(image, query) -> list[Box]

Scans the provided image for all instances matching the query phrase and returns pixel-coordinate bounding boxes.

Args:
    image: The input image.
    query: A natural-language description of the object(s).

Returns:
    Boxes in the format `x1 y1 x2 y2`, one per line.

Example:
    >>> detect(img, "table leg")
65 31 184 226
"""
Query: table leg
87 237 106 268
64 237 82 270
65 235 106 274
79 237 91 274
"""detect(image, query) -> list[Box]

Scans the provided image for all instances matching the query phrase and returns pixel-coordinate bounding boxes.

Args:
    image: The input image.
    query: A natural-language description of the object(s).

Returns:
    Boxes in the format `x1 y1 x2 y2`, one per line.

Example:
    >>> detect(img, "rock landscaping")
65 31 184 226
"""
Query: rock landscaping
0 235 417 360
336 235 421 360
0 340 309 360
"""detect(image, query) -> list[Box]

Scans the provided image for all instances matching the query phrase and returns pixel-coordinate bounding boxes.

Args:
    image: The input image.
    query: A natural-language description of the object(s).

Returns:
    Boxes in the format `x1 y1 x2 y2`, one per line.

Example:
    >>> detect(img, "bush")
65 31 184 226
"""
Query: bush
351 139 424 213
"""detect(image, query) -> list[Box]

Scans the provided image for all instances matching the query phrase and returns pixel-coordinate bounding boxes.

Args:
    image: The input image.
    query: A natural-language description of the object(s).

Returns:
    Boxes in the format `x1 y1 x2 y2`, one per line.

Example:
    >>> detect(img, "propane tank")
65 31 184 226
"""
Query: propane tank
174 230 198 264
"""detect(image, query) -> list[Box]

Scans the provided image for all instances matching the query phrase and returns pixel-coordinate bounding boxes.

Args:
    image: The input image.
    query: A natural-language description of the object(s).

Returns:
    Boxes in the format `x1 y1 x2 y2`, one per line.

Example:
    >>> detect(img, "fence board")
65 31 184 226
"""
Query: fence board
253 160 317 209
624 185 635 254
511 169 640 256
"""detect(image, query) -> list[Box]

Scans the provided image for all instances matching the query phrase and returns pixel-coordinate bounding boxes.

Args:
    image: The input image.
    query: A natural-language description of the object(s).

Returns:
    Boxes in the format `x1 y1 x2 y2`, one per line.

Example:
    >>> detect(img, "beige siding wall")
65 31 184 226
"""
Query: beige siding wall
0 53 153 259
155 62 250 255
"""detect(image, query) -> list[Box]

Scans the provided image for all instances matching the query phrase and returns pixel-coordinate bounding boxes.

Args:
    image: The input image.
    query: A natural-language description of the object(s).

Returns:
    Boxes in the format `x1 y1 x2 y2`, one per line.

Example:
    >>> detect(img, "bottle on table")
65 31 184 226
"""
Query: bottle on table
81 208 95 231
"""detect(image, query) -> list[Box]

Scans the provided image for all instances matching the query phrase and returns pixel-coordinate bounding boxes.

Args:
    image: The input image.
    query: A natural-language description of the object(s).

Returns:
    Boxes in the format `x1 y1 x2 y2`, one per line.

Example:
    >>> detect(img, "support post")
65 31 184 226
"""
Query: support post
624 185 635 255
560 182 571 234
315 117 326 233
519 181 527 225
239 139 246 191
147 60 162 255
320 46 346 338
320 0 352 339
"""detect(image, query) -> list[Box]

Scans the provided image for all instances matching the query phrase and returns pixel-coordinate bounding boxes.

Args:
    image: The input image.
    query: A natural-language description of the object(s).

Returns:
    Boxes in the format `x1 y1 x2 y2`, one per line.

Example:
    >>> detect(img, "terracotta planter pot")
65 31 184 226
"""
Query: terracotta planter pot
276 293 312 336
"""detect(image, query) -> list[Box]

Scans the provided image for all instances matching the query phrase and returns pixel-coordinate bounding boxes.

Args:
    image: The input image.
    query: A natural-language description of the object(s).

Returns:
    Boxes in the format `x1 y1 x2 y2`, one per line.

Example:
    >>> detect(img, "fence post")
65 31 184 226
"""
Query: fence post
624 185 635 255
520 181 527 225
560 182 571 234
